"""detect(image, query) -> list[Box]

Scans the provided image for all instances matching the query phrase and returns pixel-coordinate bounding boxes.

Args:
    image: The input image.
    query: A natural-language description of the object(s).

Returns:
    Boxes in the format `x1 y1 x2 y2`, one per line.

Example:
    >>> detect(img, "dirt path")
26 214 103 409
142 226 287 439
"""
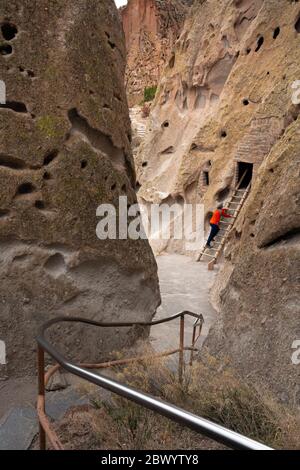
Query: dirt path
150 254 217 356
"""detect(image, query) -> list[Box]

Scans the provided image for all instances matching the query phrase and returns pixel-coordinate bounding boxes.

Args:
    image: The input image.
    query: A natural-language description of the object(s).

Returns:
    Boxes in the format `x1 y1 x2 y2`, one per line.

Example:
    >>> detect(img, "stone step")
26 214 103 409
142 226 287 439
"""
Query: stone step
0 386 89 450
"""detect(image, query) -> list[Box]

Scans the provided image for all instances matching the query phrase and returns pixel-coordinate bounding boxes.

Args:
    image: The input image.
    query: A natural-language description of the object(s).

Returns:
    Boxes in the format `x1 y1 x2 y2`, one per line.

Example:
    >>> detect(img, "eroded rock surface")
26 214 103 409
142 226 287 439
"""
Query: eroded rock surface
0 0 160 377
137 0 300 254
136 0 300 403
121 0 192 106
207 121 300 405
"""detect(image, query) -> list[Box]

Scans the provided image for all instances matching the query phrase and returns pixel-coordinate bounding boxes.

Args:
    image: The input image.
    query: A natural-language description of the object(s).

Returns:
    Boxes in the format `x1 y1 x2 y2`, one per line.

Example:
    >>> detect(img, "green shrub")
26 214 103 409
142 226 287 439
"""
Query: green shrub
144 86 157 102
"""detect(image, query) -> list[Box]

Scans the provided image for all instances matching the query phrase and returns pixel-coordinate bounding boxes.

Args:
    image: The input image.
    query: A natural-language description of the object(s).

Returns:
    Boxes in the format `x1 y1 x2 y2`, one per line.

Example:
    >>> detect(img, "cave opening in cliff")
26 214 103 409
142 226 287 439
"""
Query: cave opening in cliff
237 161 253 188
273 27 280 39
203 171 209 186
255 36 264 52
0 43 12 55
295 15 300 33
1 22 18 40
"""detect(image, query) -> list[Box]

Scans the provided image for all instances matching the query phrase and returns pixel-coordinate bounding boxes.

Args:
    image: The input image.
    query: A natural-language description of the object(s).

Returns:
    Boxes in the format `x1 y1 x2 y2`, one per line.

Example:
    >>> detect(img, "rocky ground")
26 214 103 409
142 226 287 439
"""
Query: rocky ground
0 253 217 449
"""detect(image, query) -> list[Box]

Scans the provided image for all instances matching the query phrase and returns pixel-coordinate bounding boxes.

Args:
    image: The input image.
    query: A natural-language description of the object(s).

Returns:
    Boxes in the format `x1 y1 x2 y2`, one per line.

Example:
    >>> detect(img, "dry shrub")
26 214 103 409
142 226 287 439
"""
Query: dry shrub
55 346 300 450
141 103 150 118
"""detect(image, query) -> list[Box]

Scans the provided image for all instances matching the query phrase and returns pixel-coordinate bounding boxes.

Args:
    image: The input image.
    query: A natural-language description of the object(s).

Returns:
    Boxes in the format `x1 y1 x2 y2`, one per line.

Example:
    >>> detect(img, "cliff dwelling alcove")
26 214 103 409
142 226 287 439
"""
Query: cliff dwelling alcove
216 186 230 202
237 161 253 188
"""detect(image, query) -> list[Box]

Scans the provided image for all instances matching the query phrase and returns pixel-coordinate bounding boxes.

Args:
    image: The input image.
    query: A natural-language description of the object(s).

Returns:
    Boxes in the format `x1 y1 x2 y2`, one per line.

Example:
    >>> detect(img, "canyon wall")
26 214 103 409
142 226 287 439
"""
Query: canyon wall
0 0 160 377
137 0 300 402
137 0 300 253
121 0 191 106
207 119 300 406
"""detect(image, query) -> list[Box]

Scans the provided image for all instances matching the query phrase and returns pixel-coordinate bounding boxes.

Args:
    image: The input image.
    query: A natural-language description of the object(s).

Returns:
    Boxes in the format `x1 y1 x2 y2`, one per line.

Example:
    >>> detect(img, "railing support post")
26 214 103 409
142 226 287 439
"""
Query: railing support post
38 345 46 450
189 325 196 366
179 314 185 383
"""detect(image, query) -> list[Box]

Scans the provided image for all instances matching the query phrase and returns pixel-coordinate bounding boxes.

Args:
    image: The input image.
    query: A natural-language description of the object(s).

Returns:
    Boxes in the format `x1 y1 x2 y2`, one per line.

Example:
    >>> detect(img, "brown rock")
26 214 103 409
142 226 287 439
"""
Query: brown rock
121 0 191 106
137 0 300 404
0 0 160 378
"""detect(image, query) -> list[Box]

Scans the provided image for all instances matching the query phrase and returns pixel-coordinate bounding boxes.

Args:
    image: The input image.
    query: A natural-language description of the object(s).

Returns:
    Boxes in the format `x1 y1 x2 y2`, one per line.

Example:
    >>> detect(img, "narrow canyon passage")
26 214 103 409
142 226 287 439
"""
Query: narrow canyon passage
150 254 217 358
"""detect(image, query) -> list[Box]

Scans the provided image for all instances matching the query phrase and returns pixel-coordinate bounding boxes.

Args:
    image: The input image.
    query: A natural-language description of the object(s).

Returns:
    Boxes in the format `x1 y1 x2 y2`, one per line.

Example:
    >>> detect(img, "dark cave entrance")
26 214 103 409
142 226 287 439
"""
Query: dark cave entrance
237 161 253 188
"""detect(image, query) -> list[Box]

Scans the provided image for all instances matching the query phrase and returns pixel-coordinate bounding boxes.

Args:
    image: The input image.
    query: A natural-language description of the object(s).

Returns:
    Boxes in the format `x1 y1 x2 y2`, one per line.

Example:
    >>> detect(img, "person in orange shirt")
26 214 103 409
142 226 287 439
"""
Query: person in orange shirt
206 204 232 248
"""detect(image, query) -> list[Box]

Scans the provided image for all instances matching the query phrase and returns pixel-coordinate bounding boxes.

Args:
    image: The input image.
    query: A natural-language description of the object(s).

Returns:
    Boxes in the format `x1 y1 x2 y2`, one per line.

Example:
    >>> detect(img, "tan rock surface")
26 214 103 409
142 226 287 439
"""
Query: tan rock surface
137 0 300 403
121 0 191 106
137 0 300 254
0 0 160 377
207 120 300 405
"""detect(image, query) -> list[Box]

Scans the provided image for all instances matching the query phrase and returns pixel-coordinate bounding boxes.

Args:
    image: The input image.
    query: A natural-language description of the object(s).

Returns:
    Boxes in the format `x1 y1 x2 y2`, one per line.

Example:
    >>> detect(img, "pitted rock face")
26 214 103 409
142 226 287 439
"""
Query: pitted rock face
136 0 300 403
0 0 160 377
137 0 300 255
121 0 191 106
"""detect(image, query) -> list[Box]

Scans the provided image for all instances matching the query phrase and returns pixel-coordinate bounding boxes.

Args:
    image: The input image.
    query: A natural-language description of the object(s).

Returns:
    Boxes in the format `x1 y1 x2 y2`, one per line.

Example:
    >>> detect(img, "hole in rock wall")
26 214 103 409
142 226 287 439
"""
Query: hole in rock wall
35 200 45 210
108 40 116 49
43 171 51 180
255 36 264 52
44 253 66 277
0 209 10 218
110 183 117 191
203 171 210 186
169 53 175 68
242 99 249 106
81 160 87 169
273 27 280 39
16 182 36 195
162 121 169 128
43 150 58 166
136 181 141 191
161 146 175 155
246 47 251 54
295 16 300 33
1 23 18 40
237 161 253 188
0 101 27 113
220 130 227 138
0 44 12 55
0 154 26 169
142 161 148 167
215 187 230 202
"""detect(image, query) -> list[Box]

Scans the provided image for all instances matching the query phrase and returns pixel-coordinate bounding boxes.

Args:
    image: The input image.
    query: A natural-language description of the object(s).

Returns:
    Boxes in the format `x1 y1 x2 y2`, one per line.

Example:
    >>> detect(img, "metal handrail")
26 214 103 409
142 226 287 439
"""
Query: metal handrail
36 311 272 451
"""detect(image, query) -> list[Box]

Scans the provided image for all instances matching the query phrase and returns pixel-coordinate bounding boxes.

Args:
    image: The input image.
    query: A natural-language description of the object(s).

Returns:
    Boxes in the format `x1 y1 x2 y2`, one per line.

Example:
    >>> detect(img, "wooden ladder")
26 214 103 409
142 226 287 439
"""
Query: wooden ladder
196 171 251 269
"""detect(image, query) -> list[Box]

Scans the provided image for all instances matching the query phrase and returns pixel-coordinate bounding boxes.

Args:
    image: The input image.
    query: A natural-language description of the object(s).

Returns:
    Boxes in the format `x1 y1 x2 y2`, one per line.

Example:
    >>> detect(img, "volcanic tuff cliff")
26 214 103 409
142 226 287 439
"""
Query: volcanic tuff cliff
137 0 300 402
121 0 192 106
0 0 160 377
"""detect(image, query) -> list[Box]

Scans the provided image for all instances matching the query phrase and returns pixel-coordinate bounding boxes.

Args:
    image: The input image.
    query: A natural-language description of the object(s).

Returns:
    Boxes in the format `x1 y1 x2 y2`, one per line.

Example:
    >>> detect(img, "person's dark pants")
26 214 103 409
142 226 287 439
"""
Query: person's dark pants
207 223 219 246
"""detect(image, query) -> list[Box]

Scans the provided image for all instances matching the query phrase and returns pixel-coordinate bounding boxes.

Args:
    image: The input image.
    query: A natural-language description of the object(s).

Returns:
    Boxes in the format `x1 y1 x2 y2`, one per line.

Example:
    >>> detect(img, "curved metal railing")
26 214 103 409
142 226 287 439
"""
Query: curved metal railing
36 312 272 451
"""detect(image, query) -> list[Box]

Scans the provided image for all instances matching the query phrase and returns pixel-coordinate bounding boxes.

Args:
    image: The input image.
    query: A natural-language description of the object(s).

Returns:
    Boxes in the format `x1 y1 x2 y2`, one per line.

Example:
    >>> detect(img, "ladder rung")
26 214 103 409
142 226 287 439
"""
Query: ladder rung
201 253 216 258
